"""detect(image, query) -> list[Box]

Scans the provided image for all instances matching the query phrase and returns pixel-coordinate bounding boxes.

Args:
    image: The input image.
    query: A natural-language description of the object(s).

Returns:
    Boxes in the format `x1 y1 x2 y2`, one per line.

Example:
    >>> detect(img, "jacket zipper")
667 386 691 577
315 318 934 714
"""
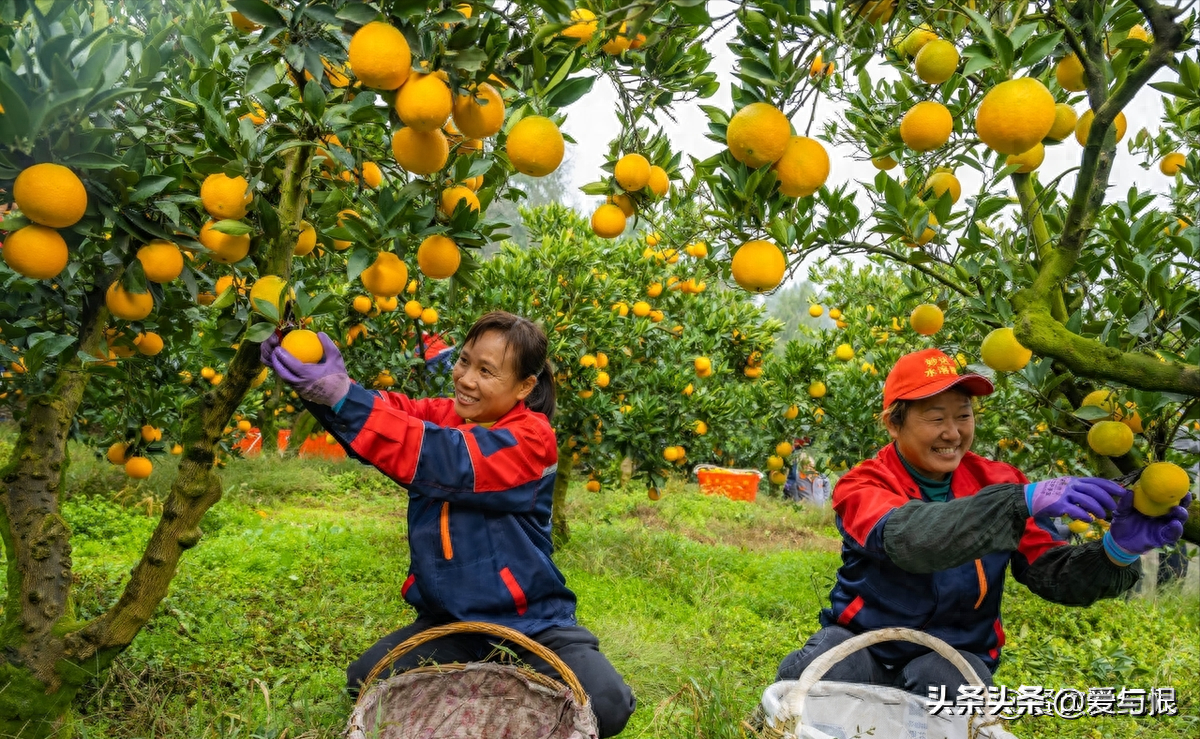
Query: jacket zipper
440 502 453 560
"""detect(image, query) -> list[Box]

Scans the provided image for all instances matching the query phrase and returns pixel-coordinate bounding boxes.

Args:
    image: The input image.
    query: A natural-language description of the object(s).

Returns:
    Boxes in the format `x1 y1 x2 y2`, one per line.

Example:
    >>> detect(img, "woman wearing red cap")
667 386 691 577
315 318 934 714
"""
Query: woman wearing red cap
776 348 1189 699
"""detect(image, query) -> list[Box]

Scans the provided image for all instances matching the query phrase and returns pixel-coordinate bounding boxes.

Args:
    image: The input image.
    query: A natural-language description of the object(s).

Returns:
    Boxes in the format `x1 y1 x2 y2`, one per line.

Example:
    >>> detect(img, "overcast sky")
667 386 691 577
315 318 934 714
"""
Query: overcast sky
553 8 1180 289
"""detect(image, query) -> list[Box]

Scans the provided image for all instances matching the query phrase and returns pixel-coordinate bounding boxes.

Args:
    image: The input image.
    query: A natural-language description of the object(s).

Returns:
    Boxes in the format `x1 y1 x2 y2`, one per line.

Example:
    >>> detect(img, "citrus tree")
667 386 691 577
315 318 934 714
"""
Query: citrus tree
0 0 727 732
656 0 1198 538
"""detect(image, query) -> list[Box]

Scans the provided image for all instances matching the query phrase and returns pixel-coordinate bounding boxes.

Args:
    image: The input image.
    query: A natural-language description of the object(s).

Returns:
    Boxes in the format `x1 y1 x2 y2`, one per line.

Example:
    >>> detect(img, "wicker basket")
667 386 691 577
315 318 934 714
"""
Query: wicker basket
345 621 598 739
694 464 763 502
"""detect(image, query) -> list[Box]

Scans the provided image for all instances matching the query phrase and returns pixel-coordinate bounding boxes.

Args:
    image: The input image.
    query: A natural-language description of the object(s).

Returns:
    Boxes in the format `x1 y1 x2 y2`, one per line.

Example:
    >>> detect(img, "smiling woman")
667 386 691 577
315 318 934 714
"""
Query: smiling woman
259 311 635 737
773 348 1187 705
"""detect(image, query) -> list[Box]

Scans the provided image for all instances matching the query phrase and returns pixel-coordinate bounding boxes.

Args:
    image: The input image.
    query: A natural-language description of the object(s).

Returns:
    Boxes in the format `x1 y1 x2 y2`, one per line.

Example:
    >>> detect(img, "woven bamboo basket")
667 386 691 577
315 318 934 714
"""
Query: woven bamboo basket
345 621 598 739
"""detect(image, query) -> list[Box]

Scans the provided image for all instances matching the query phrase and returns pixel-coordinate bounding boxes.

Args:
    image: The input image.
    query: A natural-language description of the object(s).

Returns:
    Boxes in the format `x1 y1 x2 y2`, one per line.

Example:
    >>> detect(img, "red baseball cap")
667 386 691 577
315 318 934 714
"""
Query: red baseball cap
882 348 994 409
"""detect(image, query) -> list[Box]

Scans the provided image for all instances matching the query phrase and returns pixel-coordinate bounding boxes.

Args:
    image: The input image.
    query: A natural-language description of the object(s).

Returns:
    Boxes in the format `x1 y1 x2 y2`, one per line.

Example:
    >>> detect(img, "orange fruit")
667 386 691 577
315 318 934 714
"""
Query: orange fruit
1074 109 1127 147
871 154 898 170
348 22 412 90
923 171 961 204
417 235 461 279
1046 103 1078 142
1055 54 1086 92
590 204 626 238
900 101 952 151
353 295 373 314
730 240 786 292
561 8 598 45
249 275 291 316
137 240 184 283
1159 152 1185 176
281 329 324 363
135 332 164 356
975 78 1056 155
439 186 481 218
808 381 826 398
13 163 88 228
420 307 438 324
200 173 253 220
124 456 153 479
395 71 453 132
199 220 251 264
404 299 423 319
106 282 154 320
361 252 409 297
506 115 564 177
773 136 830 197
107 442 129 464
1087 420 1134 457
726 102 791 168
1006 143 1045 173
2 224 69 280
646 165 669 197
980 327 1032 372
451 83 505 139
914 39 959 84
293 221 317 256
392 127 449 175
607 194 635 217
614 153 651 191
909 303 944 335
362 161 384 189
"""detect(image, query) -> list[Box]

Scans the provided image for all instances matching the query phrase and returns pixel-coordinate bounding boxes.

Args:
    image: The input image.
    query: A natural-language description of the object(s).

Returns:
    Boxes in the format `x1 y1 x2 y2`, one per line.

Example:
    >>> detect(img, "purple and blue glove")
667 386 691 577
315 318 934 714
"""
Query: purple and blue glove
260 331 351 408
1104 491 1191 565
1025 477 1124 521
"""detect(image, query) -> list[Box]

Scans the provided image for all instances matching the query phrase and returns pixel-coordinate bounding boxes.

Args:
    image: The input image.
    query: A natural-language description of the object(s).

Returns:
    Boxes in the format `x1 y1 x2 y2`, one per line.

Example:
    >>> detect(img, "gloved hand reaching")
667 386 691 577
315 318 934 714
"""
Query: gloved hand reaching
261 331 351 407
1024 477 1124 521
1104 491 1191 565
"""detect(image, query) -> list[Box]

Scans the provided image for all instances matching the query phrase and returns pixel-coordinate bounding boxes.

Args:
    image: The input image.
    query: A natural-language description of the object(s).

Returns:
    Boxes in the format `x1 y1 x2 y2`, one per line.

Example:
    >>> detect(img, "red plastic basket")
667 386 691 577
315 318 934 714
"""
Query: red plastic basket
694 465 762 502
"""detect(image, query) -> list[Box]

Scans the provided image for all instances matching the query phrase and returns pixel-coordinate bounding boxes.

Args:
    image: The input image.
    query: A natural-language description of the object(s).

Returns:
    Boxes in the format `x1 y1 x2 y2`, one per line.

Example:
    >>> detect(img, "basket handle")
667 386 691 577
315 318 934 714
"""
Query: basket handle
356 620 589 707
781 627 987 722
691 463 764 479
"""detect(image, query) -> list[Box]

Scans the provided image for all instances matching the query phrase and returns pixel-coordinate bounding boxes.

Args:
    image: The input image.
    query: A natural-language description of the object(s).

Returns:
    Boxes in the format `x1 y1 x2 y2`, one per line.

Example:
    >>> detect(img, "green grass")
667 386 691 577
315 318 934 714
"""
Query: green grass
5 443 1198 738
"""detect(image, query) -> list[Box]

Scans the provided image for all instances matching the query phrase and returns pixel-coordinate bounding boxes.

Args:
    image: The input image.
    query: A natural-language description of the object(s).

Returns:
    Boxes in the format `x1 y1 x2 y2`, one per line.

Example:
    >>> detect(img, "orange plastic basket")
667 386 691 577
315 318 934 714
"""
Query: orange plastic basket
233 428 347 460
694 465 762 502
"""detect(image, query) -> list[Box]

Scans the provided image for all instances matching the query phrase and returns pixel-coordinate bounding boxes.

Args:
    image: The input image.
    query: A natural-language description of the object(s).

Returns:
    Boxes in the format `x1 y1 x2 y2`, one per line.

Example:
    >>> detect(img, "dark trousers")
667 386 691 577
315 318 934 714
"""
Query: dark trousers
347 616 636 738
776 626 994 698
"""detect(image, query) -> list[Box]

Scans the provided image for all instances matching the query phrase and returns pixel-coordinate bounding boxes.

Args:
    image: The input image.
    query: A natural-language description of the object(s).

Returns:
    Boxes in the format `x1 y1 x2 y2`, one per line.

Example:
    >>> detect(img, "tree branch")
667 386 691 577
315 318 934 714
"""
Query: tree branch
1012 305 1200 396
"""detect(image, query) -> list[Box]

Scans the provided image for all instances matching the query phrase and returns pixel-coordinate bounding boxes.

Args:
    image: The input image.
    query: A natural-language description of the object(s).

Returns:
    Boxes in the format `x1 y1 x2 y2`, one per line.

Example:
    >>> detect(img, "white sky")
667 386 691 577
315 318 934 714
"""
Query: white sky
556 10 1180 289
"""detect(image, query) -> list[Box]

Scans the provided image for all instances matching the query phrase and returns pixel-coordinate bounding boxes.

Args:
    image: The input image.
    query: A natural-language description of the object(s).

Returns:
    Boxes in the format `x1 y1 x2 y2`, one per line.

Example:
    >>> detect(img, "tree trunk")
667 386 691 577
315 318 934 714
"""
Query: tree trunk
0 147 312 737
0 283 107 738
551 442 574 549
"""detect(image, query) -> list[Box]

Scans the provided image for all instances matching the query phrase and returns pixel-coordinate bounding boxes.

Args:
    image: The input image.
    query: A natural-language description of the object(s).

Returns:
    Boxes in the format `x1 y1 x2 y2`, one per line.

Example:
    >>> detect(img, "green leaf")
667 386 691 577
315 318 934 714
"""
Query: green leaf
252 298 281 323
543 50 576 95
211 286 238 311
1073 405 1113 421
230 0 285 26
579 181 610 196
545 75 595 108
129 175 176 202
61 152 126 169
245 62 278 96
302 79 326 119
347 247 371 283
337 4 381 24
212 220 255 236
1018 31 1063 69
244 322 278 343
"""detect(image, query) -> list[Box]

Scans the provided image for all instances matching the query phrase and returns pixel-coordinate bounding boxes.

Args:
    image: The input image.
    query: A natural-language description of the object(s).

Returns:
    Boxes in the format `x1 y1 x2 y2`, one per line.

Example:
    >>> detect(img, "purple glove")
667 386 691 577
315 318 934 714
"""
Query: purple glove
1104 491 1191 564
264 331 351 407
1024 477 1124 521
259 331 281 367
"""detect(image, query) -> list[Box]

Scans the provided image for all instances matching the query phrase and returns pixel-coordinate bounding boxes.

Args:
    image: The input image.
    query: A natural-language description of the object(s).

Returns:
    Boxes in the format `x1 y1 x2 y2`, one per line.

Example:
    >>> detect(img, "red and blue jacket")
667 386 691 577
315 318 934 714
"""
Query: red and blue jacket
823 444 1060 672
307 383 577 634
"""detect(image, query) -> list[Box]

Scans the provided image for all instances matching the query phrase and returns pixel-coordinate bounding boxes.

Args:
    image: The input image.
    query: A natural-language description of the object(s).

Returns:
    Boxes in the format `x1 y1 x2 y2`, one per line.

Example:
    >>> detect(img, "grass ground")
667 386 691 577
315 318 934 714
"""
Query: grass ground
8 443 1199 738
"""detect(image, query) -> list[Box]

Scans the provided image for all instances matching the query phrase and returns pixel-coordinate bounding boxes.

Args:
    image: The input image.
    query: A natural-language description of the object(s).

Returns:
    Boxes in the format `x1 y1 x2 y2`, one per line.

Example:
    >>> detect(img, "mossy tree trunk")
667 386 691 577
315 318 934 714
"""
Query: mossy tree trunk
0 281 107 738
551 442 574 549
0 147 311 737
